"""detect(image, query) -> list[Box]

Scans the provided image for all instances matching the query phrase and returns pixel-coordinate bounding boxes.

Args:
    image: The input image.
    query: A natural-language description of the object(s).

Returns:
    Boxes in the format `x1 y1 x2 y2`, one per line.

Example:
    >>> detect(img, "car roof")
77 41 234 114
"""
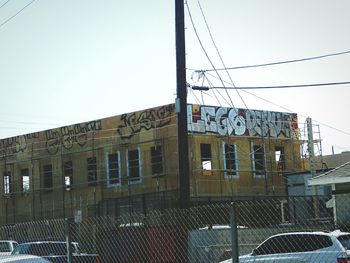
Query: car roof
270 230 350 238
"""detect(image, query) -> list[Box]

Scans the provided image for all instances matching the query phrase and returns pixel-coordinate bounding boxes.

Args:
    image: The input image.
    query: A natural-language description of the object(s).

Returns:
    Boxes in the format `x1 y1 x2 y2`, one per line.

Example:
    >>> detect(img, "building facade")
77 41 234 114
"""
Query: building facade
0 104 302 224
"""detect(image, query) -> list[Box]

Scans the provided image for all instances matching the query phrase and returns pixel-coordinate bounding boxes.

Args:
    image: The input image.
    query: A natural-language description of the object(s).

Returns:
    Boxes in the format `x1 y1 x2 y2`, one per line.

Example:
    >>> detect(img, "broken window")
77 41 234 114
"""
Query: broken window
3 171 11 195
64 161 73 190
200 143 212 173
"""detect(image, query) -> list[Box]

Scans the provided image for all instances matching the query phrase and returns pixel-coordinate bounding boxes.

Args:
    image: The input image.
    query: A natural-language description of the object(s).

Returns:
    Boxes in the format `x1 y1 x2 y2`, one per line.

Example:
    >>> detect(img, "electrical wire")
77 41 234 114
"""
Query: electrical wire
0 0 36 29
193 50 350 72
0 0 11 9
191 81 350 90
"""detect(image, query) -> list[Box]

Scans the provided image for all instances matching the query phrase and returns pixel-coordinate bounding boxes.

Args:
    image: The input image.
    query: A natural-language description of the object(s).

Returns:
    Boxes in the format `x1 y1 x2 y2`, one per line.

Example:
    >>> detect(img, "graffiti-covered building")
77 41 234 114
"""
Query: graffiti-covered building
0 104 302 224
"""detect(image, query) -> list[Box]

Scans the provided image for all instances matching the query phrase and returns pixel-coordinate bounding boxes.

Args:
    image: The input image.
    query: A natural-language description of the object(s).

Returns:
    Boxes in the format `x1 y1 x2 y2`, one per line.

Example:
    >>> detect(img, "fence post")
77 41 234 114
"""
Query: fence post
230 203 239 263
65 218 73 263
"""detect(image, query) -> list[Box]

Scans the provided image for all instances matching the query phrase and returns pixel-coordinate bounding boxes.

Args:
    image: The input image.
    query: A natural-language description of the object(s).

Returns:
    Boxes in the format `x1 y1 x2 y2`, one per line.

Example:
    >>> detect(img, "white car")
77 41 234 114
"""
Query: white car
221 230 350 263
0 255 50 262
0 241 18 256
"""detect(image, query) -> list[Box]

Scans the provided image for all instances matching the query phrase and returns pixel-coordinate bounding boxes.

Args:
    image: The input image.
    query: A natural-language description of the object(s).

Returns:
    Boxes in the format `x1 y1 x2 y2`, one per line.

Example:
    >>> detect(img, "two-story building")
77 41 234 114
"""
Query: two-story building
0 103 302 224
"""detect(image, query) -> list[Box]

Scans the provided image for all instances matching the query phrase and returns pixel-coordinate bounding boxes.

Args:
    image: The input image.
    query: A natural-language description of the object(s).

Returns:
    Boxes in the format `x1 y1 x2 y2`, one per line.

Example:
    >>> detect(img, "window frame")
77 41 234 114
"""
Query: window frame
3 171 12 195
222 142 239 179
106 151 121 187
21 168 30 193
63 161 73 190
43 164 53 190
126 147 142 184
251 142 266 179
200 143 212 175
87 157 97 185
151 145 164 176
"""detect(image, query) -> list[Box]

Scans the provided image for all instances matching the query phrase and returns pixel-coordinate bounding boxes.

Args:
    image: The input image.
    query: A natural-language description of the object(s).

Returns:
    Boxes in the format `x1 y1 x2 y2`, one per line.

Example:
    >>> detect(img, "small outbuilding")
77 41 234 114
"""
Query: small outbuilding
309 162 350 227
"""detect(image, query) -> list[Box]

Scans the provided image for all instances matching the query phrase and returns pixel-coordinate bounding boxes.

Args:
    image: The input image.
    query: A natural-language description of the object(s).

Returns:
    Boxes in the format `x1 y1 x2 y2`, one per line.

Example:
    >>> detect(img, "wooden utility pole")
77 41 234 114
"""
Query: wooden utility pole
175 0 190 209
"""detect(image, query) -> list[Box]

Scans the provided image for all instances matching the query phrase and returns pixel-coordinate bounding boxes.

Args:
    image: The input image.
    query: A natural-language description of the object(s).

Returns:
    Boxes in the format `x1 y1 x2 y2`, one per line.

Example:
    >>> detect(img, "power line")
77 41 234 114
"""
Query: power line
0 0 11 9
0 0 36 29
194 50 350 72
191 81 350 90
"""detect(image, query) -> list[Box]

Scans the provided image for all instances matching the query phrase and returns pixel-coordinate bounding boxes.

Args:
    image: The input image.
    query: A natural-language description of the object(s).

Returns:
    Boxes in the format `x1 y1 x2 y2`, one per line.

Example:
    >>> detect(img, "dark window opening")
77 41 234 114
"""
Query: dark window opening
128 149 140 183
108 153 120 185
151 146 163 175
253 145 265 177
43 165 53 190
87 157 97 185
225 144 237 177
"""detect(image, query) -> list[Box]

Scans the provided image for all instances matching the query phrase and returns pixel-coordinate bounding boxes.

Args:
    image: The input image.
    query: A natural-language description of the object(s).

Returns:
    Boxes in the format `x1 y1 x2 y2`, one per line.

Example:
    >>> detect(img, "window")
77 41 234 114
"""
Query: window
107 152 120 186
127 149 141 183
254 234 333 255
21 168 30 193
3 171 11 195
64 161 73 190
43 165 53 190
223 143 238 179
251 143 265 178
200 143 212 172
87 157 97 185
151 146 163 175
275 147 285 171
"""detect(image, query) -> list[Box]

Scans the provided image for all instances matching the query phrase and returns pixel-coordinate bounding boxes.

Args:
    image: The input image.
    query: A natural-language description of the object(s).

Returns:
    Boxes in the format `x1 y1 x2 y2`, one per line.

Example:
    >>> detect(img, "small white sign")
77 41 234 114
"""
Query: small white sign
74 210 83 223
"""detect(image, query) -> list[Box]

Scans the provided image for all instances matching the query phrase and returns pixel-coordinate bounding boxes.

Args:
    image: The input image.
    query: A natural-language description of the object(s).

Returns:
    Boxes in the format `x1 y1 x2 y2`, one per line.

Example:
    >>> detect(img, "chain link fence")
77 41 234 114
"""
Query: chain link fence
1 195 349 262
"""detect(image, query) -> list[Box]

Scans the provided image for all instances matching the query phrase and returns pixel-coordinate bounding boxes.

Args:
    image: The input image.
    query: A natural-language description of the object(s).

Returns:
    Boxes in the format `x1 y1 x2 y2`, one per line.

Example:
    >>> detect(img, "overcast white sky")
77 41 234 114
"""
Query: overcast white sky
0 0 349 155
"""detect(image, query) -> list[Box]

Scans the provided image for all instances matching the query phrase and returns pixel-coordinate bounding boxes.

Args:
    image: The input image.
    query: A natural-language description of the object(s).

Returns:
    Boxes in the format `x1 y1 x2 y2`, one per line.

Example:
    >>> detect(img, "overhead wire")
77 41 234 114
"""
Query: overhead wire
191 80 350 90
0 0 36 29
0 0 11 9
194 0 249 110
193 49 350 72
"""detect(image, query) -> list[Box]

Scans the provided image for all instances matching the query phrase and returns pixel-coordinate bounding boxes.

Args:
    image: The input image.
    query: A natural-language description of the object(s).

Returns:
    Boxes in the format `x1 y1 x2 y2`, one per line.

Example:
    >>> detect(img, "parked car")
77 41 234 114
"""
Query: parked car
11 241 100 263
0 241 18 256
221 230 350 263
0 255 50 263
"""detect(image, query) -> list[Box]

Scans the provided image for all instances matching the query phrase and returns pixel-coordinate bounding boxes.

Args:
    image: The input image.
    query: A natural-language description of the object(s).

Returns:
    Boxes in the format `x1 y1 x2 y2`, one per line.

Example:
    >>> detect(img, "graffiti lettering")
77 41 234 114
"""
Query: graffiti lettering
117 104 175 139
0 135 28 159
188 105 297 138
45 120 102 154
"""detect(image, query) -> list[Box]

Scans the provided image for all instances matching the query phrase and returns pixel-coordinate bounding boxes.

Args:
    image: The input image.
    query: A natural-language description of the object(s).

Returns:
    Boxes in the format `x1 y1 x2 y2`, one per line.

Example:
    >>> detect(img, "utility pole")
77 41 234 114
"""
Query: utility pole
175 0 190 209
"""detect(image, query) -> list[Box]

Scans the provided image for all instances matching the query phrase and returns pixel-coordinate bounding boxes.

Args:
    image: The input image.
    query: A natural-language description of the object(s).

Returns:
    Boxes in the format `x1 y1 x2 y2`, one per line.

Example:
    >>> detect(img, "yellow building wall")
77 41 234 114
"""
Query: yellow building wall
0 103 302 224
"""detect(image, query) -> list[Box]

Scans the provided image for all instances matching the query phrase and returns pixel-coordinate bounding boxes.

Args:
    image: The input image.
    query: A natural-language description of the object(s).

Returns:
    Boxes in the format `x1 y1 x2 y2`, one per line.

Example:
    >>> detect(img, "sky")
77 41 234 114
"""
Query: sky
0 0 349 155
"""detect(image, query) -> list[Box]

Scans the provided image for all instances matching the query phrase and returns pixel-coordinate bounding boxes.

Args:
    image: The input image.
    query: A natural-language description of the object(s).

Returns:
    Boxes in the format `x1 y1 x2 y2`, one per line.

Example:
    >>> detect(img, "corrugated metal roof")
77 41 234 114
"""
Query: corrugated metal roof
309 161 350 186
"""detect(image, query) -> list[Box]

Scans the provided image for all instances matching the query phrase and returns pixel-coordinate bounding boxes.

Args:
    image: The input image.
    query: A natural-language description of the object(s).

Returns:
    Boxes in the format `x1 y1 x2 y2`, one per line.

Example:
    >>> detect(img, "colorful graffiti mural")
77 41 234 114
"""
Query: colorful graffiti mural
187 105 298 138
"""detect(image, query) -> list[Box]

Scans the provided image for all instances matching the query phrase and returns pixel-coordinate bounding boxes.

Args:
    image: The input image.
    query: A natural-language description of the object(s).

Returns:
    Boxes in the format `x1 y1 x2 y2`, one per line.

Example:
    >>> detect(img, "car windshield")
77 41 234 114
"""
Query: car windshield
12 243 70 256
338 235 350 250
